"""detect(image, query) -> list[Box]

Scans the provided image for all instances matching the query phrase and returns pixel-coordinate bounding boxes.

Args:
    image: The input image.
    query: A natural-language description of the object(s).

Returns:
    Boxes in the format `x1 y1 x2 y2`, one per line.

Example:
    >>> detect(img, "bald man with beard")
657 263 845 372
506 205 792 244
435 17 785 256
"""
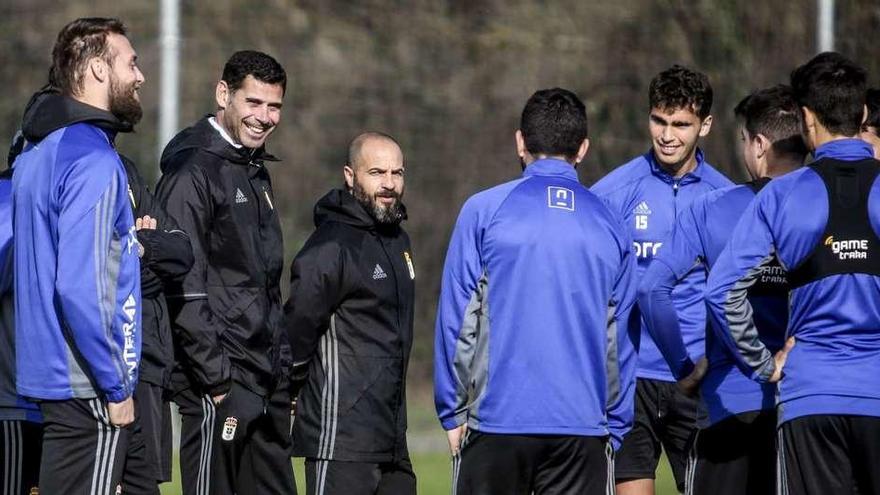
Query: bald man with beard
284 132 417 495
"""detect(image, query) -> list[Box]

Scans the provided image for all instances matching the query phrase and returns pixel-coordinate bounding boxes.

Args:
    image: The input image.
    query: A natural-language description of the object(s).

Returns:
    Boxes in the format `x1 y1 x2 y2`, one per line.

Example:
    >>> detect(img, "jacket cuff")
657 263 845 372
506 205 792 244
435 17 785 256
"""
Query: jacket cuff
105 387 132 403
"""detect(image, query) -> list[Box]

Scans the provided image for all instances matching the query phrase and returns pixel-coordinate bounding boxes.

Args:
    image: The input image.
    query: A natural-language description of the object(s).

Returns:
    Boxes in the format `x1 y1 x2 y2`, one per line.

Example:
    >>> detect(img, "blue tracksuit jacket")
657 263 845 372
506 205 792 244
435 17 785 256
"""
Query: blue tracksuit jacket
12 123 141 403
0 170 39 421
591 149 733 381
434 158 638 449
639 181 787 425
706 139 880 423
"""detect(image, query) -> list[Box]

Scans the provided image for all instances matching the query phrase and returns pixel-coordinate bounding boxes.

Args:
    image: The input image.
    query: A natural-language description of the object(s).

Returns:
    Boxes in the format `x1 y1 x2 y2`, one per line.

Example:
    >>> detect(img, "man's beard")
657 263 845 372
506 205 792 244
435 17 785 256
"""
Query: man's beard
109 74 143 125
352 181 405 226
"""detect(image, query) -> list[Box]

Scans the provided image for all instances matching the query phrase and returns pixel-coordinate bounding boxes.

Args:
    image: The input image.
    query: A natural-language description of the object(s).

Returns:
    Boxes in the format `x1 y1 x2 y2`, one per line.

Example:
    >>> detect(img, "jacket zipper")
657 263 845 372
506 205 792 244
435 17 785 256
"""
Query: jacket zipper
377 234 405 460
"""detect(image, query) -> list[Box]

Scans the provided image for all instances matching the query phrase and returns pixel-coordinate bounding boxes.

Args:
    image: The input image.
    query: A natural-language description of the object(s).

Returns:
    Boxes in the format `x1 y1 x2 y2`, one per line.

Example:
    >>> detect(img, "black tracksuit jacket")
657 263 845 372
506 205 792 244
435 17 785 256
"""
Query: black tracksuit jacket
156 116 286 397
13 90 194 390
286 189 415 462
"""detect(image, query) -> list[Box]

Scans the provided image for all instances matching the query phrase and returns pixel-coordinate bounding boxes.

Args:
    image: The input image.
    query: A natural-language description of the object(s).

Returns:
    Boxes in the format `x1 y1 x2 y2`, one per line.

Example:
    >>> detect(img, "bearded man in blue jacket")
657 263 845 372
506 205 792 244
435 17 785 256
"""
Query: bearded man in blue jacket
591 65 732 495
11 18 143 494
706 52 880 495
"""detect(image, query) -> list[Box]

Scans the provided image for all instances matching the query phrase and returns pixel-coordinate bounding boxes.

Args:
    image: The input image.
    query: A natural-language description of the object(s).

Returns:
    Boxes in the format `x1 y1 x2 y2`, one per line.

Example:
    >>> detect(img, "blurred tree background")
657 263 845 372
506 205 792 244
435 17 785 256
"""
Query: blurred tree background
2 0 879 408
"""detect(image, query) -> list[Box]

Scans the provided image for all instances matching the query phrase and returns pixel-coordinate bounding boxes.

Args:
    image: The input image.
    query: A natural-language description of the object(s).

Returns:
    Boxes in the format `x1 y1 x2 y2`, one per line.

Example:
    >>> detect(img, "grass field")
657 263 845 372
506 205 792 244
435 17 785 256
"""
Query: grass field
159 398 680 494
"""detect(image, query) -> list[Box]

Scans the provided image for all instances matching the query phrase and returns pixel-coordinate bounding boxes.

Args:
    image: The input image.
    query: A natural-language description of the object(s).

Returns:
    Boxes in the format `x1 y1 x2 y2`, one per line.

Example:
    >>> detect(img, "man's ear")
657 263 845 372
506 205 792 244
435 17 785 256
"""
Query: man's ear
755 133 771 159
575 138 590 164
215 80 230 110
343 164 355 190
88 56 108 85
515 130 527 159
698 115 713 137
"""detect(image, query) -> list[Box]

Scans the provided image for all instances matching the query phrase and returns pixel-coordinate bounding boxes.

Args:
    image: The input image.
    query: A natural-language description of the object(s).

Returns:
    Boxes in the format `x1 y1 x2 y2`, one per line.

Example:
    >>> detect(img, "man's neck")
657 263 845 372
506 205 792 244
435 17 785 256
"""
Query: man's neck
764 155 804 178
654 150 698 178
812 126 858 150
209 114 242 149
71 87 109 113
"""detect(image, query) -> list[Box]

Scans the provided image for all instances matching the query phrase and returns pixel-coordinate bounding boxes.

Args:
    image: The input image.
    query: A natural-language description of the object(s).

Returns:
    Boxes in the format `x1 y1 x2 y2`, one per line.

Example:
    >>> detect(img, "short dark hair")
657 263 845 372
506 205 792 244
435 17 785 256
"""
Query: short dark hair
49 17 126 96
520 88 588 161
649 65 713 119
221 50 287 94
790 52 866 137
734 85 807 158
864 88 880 134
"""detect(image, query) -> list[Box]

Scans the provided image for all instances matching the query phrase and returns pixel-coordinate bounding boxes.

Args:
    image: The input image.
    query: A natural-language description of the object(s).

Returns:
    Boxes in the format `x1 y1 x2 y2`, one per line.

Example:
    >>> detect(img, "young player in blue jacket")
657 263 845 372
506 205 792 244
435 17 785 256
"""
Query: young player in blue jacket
435 88 638 495
638 85 806 494
591 65 732 495
706 52 880 495
11 18 143 494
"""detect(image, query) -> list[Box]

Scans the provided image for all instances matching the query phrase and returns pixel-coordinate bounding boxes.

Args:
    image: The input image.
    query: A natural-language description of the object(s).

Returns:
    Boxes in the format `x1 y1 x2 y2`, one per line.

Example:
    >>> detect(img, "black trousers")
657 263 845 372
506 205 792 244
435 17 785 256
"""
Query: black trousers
135 381 173 484
780 415 880 495
304 457 416 495
615 378 699 491
0 420 41 495
454 430 614 495
686 410 776 495
39 397 158 495
174 380 295 495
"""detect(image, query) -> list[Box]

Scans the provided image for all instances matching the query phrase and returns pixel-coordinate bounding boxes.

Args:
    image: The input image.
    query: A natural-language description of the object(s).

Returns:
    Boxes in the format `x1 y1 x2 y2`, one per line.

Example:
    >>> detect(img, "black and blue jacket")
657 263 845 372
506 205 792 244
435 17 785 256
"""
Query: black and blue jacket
639 180 788 425
706 139 880 423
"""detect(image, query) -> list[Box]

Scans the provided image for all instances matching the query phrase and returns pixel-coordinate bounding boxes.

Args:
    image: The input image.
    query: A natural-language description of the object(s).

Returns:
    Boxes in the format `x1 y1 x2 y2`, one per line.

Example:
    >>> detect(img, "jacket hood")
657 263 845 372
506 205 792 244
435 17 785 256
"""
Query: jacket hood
313 188 407 231
159 115 278 173
20 88 132 143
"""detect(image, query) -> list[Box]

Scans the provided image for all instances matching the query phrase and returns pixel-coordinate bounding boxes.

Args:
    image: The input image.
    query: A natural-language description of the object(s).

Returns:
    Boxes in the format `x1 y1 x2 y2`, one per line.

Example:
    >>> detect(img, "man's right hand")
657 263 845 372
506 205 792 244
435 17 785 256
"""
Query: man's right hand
677 356 708 397
769 337 796 383
107 397 135 427
446 423 468 456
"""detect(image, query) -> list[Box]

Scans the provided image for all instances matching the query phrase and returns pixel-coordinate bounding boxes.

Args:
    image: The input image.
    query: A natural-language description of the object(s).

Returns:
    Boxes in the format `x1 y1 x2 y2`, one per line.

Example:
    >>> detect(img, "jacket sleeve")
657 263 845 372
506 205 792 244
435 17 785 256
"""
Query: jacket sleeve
637 205 704 380
55 150 140 403
283 228 345 396
606 226 639 450
434 198 485 431
155 159 231 395
705 196 778 383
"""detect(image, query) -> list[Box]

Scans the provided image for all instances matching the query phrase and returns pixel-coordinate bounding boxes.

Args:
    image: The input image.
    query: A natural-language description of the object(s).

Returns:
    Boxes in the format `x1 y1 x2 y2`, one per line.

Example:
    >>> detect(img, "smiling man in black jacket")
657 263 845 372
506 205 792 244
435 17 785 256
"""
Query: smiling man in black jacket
285 132 416 495
155 51 294 495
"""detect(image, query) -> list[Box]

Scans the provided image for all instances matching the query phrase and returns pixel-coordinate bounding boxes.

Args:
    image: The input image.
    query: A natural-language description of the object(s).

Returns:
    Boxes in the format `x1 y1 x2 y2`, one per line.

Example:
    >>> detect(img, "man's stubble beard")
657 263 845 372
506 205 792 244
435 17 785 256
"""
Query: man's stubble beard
352 180 405 226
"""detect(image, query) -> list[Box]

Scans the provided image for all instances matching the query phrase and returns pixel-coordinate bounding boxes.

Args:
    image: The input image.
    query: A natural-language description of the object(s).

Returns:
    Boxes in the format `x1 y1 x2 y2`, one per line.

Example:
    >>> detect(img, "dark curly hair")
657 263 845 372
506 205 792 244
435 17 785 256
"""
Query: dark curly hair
649 65 713 119
221 50 287 94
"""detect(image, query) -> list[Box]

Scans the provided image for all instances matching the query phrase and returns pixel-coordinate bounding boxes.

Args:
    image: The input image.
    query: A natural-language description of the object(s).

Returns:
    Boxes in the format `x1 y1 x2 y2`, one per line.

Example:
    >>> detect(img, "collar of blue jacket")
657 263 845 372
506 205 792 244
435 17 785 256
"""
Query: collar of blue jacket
645 147 707 185
813 138 874 162
522 157 579 180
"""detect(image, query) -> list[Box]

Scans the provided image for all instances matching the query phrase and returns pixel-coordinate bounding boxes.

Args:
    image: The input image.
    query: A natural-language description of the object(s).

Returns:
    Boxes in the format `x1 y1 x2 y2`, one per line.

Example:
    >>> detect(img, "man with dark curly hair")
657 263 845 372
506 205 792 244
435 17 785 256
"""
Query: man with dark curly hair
591 65 733 495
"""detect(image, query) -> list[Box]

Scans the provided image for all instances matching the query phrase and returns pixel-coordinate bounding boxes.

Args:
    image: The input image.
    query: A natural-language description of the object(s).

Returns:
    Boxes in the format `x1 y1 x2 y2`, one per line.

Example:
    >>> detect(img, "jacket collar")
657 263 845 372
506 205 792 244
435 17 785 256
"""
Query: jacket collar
813 138 874 162
522 158 578 180
646 148 706 185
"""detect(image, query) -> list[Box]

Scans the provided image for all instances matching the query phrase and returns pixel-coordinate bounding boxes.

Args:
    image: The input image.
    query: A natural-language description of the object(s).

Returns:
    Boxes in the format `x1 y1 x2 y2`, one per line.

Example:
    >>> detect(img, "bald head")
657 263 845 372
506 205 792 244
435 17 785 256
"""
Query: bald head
347 132 403 171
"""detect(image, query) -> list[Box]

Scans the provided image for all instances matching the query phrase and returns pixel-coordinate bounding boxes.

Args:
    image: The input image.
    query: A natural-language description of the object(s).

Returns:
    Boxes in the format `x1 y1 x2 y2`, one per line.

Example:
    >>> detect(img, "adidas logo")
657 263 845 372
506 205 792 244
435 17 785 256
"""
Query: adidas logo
234 188 248 204
633 201 651 215
372 264 388 280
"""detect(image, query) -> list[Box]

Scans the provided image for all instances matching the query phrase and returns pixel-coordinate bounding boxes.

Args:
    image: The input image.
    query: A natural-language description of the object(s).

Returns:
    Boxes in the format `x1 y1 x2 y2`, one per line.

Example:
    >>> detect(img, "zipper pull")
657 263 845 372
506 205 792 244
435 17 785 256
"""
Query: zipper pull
263 188 275 210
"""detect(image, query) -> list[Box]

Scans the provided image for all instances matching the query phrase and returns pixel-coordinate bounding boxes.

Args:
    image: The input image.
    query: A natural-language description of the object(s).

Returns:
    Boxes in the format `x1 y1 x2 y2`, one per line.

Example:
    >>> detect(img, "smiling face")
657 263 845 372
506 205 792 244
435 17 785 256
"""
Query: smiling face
106 33 144 124
215 75 283 149
648 106 712 175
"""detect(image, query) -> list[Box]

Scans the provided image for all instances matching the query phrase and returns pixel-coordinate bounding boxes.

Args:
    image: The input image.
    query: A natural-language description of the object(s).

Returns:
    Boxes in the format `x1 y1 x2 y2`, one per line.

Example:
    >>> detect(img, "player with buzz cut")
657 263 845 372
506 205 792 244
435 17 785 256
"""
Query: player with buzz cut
638 84 807 495
706 52 880 495
591 65 733 495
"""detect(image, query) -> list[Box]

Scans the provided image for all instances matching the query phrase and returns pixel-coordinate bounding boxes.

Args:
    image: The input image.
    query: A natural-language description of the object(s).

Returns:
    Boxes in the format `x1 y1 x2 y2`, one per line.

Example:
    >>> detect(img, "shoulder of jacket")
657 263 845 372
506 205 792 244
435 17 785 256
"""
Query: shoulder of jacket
591 156 649 196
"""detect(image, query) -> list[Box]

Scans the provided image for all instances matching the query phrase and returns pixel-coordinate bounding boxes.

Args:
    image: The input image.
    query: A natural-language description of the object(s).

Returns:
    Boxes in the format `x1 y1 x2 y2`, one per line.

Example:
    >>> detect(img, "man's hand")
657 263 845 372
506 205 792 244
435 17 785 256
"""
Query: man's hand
769 337 796 383
107 397 135 427
135 215 157 231
677 356 708 397
212 393 228 405
446 423 468 456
